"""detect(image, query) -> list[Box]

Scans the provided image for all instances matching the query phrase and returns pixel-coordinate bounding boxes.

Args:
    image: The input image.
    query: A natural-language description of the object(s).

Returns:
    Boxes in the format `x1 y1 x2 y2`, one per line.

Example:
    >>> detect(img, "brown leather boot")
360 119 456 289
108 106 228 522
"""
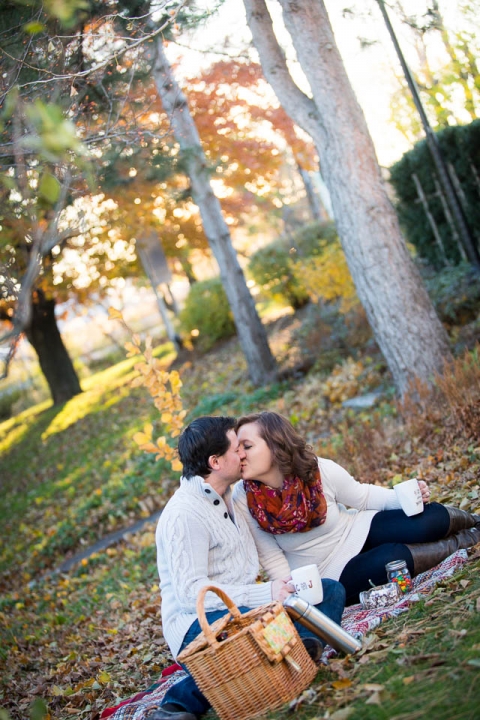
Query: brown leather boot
407 525 480 576
445 506 480 535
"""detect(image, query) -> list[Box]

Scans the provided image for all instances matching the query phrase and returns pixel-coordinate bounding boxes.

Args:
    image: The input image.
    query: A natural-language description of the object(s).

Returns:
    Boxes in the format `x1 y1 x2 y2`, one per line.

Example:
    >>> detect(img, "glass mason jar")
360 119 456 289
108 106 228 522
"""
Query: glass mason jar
385 559 413 593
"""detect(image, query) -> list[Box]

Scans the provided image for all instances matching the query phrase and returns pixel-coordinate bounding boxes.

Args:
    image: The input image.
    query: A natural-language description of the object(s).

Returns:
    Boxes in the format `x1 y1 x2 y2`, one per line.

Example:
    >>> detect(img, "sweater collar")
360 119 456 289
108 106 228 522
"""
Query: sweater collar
180 474 231 503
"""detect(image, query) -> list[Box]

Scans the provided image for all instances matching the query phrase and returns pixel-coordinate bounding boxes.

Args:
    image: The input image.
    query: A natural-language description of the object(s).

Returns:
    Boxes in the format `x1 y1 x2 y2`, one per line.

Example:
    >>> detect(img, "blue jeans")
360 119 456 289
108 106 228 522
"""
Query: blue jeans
161 579 346 716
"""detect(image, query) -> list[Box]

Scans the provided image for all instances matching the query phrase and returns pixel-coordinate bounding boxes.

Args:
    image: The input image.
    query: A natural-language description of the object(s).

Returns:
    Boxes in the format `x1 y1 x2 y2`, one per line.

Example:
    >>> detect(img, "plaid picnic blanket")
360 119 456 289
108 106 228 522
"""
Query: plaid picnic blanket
101 550 468 720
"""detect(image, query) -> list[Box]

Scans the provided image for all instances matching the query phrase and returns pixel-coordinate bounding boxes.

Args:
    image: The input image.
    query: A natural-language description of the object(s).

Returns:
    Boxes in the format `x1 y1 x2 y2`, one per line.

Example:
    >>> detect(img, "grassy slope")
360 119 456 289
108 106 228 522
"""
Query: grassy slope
1 315 479 720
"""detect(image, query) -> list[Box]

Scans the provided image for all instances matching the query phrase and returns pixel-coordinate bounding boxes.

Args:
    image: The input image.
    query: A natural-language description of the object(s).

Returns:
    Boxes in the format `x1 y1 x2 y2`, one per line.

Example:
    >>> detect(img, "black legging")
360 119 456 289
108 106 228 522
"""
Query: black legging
339 502 450 606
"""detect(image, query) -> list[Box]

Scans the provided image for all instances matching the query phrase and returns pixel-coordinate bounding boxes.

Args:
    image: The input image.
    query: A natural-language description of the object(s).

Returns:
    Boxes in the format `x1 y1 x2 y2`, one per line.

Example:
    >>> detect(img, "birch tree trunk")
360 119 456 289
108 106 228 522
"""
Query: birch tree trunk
151 38 277 386
244 0 452 396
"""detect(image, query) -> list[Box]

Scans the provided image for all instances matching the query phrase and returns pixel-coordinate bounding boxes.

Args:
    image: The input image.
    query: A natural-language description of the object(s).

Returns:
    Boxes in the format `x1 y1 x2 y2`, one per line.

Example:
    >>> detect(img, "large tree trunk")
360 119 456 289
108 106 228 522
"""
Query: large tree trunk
24 289 82 405
244 0 452 396
151 38 277 386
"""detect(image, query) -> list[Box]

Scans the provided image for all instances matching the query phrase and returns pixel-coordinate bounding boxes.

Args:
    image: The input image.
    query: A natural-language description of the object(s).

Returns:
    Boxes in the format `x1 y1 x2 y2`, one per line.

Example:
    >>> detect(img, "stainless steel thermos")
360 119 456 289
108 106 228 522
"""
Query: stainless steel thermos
283 595 362 655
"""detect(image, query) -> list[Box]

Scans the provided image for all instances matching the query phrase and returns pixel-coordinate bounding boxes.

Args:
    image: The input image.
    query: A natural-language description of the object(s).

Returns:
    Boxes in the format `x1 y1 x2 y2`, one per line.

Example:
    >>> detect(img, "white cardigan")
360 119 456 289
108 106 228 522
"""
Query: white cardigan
232 458 401 582
156 475 273 658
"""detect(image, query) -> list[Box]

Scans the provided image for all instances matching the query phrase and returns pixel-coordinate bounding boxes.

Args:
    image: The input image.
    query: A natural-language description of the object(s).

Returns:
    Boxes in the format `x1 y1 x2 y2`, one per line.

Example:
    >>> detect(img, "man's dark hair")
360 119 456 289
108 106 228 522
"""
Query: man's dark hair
177 416 236 479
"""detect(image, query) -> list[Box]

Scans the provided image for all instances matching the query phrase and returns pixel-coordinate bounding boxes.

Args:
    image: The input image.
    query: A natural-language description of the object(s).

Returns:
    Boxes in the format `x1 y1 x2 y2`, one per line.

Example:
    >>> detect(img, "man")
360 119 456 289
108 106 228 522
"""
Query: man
148 416 346 720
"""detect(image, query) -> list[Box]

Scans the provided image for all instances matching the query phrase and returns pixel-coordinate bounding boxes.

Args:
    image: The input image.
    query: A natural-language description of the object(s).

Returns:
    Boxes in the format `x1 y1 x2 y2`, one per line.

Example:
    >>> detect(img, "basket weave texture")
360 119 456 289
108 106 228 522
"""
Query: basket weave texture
177 585 317 720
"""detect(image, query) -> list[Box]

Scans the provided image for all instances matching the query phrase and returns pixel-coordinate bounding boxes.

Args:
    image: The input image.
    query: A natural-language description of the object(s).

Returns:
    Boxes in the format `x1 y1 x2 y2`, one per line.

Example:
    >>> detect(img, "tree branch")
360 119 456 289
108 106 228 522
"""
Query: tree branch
1 2 188 94
242 0 323 142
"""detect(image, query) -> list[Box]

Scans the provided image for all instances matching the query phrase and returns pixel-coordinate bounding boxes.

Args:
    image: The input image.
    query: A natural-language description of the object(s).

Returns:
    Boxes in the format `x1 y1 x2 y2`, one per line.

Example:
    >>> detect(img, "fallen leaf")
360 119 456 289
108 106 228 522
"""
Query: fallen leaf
332 678 352 690
361 684 385 692
329 709 355 719
365 691 383 706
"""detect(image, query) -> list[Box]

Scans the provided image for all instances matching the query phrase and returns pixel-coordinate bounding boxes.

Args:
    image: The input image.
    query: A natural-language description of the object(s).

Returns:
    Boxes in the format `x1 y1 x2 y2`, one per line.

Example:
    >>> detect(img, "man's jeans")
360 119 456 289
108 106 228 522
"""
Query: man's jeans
161 579 346 716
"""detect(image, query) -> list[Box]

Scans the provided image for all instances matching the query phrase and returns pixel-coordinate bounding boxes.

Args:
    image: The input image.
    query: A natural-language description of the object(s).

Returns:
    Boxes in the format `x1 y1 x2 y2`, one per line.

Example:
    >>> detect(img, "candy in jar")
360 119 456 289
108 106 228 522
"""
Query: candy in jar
385 559 413 593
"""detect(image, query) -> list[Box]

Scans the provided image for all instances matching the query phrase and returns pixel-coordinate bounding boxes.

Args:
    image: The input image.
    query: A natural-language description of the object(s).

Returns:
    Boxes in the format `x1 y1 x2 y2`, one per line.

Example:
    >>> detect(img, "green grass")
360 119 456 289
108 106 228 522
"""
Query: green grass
0 344 176 584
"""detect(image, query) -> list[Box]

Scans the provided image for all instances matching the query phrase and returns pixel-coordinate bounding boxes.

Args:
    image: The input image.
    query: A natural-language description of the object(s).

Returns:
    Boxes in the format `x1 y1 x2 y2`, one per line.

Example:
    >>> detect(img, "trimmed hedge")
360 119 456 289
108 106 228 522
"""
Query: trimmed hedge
389 120 480 268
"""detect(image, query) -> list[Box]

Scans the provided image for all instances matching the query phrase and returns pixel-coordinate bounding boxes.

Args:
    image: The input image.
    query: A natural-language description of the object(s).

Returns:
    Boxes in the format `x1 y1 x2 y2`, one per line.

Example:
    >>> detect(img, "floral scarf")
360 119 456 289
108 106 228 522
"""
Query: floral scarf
244 469 327 534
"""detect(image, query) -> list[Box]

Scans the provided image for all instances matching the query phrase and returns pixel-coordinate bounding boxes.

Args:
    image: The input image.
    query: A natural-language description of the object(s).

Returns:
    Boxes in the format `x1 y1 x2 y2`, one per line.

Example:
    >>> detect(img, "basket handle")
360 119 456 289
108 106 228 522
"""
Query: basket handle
196 585 242 648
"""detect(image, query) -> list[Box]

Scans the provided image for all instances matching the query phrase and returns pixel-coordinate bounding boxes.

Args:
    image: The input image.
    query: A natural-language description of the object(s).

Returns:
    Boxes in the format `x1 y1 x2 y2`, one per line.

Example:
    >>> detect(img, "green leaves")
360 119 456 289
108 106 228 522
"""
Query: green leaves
15 0 90 29
38 172 61 204
43 0 90 28
23 21 46 35
30 698 48 720
23 101 86 163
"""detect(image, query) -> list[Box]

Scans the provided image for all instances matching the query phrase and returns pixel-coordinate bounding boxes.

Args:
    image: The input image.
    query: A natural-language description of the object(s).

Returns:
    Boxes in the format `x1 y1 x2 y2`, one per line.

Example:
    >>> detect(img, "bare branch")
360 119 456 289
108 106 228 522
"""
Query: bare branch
1 2 188 95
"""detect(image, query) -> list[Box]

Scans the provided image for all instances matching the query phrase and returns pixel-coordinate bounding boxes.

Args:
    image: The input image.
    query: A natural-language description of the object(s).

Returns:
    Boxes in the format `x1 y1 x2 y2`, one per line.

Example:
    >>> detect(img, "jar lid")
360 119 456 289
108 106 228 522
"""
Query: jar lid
385 559 407 571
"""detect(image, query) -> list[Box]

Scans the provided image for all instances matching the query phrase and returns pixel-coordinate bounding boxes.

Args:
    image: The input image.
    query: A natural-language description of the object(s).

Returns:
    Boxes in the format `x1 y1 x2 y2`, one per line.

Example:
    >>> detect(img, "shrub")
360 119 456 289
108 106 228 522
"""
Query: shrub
248 220 339 309
0 385 23 420
421 261 480 325
292 239 358 312
291 220 338 255
179 277 236 351
389 120 480 268
434 344 480 439
248 240 309 309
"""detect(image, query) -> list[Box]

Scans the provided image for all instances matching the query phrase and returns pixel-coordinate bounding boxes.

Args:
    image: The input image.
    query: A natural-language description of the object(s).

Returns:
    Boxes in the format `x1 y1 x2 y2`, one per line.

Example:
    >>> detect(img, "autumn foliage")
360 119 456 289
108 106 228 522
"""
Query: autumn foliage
109 308 185 471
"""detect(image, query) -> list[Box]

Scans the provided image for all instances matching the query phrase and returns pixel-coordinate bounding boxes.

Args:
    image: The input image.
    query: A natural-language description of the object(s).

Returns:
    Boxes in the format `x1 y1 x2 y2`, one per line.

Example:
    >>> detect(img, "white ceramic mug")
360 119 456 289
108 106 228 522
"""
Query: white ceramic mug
394 478 424 517
290 564 323 605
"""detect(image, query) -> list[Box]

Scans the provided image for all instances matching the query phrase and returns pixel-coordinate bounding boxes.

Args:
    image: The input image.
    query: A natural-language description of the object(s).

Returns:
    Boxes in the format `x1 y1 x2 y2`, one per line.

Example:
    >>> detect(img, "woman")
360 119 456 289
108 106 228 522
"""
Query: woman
232 411 480 605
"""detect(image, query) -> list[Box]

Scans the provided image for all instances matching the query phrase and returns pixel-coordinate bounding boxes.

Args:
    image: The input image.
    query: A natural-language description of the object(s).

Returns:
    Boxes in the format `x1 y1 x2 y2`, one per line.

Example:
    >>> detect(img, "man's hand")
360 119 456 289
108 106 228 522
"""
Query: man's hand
271 577 295 603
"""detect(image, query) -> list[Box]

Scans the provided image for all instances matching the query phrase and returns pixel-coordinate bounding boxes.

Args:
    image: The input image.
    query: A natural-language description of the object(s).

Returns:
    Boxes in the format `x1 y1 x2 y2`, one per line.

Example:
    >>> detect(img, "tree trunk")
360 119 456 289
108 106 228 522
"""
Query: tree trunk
24 289 82 405
151 38 277 386
244 0 452 396
297 164 328 222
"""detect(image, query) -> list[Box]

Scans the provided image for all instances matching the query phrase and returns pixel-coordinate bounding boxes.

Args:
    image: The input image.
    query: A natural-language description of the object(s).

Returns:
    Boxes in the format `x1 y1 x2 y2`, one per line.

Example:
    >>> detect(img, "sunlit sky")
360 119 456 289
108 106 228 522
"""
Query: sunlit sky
166 0 465 167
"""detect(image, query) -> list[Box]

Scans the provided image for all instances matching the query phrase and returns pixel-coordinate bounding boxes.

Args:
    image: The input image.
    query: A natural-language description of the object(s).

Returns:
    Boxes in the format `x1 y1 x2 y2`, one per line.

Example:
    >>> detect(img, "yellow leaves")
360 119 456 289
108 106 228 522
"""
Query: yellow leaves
170 370 183 394
332 678 352 690
321 358 366 404
97 670 111 684
133 423 154 446
110 308 184 471
108 307 123 321
292 240 358 312
124 341 141 357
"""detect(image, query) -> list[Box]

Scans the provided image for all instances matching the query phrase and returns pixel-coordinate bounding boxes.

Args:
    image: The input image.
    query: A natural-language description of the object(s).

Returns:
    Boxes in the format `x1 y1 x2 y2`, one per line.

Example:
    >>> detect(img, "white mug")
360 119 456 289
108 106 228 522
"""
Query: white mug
290 564 323 605
394 478 424 517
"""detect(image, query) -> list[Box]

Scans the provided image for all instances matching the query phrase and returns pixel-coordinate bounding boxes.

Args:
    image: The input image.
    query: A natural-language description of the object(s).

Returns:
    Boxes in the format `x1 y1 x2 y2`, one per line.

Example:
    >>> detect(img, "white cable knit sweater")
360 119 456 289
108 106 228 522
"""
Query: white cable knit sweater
232 458 402 582
156 475 273 659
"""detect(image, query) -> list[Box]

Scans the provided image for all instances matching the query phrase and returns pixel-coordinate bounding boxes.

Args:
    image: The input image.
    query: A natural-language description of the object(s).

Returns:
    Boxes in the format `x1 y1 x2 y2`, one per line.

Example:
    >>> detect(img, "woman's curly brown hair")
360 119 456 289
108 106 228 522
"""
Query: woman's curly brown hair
236 411 319 485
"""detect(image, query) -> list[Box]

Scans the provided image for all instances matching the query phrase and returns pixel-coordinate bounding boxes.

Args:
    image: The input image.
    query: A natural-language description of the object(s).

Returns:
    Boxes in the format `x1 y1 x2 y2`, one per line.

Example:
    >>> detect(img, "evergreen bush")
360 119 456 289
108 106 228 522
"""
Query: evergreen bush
179 277 236 350
421 261 480 325
389 120 480 268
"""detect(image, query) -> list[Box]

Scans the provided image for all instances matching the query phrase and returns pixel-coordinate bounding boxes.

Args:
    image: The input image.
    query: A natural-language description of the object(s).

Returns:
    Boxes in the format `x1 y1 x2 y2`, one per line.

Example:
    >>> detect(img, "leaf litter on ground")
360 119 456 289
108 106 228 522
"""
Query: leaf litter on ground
1 314 480 719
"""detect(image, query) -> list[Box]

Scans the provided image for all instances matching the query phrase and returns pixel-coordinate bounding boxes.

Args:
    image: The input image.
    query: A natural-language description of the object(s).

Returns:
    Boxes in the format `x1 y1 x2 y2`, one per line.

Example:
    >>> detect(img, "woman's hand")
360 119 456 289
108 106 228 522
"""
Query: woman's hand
271 577 295 603
418 479 430 503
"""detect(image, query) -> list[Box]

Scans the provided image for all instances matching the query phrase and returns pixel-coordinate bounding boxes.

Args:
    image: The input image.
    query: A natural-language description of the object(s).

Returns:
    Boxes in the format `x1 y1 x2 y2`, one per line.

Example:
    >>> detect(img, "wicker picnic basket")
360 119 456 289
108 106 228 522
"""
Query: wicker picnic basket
177 585 317 720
